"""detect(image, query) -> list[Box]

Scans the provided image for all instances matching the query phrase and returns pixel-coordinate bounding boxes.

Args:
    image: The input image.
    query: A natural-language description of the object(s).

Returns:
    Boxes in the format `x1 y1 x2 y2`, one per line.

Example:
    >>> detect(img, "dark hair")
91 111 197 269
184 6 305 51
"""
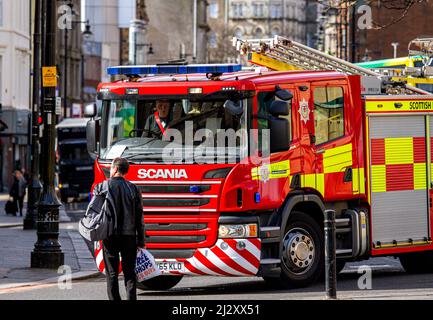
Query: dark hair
111 158 130 175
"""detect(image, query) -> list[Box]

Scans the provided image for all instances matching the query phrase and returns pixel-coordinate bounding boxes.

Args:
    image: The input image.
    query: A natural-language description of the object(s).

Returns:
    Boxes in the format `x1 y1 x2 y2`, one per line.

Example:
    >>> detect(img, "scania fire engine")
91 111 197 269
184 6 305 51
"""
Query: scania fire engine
86 36 433 290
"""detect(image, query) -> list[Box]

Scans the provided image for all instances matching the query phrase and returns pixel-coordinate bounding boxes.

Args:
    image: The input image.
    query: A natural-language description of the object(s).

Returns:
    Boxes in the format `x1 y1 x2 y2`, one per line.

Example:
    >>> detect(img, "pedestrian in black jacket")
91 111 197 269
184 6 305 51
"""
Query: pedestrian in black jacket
102 157 144 300
10 170 27 216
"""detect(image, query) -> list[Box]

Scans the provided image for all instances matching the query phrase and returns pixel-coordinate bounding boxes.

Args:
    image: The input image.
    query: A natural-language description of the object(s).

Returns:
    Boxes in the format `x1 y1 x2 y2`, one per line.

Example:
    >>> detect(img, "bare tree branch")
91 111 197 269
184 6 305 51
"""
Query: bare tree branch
316 0 429 29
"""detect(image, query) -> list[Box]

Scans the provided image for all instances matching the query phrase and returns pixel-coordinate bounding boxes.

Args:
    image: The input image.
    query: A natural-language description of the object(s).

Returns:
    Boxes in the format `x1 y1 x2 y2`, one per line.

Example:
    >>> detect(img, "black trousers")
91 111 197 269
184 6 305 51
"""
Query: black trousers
13 196 24 216
102 235 137 300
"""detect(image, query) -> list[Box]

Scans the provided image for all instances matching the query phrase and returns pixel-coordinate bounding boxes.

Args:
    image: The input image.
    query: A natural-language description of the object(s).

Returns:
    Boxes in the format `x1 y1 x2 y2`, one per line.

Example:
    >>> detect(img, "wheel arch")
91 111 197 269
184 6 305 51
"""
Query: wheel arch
280 193 326 237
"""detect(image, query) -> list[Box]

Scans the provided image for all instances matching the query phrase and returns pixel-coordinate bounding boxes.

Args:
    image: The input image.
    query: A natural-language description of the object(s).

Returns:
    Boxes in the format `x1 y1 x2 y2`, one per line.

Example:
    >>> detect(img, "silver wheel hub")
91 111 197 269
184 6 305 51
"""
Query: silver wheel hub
282 228 315 274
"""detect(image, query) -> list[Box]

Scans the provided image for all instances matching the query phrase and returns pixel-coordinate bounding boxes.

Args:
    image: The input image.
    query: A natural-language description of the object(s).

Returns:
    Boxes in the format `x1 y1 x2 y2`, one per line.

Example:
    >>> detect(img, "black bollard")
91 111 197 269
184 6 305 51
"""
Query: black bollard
324 209 337 299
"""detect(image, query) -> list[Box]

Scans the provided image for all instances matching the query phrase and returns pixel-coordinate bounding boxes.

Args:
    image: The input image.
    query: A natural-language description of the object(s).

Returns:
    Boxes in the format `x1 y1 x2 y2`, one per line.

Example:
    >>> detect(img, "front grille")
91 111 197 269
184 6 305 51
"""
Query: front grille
146 235 206 243
142 199 210 207
143 216 218 249
148 249 196 259
138 185 211 193
136 181 221 248
146 223 207 231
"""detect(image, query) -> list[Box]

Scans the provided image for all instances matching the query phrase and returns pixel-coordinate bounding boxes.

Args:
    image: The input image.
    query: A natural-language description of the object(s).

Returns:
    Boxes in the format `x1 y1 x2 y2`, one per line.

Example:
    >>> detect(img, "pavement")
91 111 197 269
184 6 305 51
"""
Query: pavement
1 194 433 300
0 193 100 293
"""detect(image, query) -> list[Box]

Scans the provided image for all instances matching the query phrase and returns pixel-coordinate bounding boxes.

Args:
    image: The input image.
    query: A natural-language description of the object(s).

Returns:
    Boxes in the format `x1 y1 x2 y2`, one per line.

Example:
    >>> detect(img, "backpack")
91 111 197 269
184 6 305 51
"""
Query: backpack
78 180 117 242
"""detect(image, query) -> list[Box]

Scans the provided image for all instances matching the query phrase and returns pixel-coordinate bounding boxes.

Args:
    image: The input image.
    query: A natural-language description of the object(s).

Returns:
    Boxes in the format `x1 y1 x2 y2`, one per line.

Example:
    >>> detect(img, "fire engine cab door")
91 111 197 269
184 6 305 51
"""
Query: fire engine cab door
309 84 354 200
369 115 430 246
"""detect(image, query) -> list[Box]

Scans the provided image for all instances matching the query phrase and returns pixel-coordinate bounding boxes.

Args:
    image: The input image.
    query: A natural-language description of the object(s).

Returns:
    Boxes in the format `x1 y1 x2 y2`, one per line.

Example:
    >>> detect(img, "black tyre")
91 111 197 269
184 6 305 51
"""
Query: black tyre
400 252 433 273
265 211 324 289
137 275 183 291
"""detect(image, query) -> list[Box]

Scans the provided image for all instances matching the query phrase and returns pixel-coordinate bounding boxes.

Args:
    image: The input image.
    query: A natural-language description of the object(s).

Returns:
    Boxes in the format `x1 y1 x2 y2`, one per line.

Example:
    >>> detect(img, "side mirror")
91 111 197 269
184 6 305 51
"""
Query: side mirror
84 103 97 118
86 119 100 159
270 100 290 117
224 100 243 116
275 86 293 101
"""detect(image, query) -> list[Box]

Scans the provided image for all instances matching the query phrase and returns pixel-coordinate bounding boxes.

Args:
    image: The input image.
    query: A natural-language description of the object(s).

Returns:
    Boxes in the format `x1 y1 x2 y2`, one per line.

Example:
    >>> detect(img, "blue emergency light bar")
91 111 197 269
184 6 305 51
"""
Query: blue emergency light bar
107 64 242 76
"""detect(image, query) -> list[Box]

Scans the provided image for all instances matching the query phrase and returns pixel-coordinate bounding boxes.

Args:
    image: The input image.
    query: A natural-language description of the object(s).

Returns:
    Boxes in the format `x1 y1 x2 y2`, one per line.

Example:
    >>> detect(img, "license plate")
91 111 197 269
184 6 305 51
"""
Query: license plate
157 262 184 273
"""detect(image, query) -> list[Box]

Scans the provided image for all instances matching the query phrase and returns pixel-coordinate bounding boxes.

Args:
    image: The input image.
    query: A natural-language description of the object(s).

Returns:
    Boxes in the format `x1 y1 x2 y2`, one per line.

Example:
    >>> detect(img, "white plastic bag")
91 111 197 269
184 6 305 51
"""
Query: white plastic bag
135 248 161 282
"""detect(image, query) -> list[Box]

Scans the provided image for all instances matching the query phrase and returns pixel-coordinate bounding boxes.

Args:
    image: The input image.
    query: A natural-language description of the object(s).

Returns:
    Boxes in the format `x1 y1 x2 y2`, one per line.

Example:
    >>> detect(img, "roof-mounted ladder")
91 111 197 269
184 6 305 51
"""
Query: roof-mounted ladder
232 35 431 95
233 35 380 77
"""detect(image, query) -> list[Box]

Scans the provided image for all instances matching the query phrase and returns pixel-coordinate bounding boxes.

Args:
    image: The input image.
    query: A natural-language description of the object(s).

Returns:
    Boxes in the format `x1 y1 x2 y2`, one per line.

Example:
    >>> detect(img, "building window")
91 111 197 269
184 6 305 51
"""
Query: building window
208 2 219 19
232 2 244 18
271 27 280 37
270 3 282 18
234 27 243 38
209 32 217 48
313 87 345 145
253 2 265 17
254 27 264 38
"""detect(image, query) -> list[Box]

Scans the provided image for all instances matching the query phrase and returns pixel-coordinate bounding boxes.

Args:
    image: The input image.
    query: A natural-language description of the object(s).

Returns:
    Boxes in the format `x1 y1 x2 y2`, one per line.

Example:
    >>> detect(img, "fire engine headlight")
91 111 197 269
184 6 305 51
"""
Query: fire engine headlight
218 224 258 238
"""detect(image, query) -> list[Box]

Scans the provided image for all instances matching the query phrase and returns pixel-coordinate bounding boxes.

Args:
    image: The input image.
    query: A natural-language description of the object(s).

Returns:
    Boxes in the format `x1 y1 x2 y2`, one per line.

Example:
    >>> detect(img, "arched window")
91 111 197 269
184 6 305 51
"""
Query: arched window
271 27 281 37
234 28 243 38
254 27 264 38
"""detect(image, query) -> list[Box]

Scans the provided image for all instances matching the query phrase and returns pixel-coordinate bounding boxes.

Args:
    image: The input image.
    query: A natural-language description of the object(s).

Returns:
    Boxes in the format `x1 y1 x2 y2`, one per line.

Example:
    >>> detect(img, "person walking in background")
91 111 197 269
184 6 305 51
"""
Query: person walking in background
101 157 145 300
9 170 27 216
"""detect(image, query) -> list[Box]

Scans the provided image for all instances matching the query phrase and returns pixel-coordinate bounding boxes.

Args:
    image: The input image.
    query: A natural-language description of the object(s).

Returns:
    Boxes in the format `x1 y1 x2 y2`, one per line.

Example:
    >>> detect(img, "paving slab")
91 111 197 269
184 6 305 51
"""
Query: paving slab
0 195 99 290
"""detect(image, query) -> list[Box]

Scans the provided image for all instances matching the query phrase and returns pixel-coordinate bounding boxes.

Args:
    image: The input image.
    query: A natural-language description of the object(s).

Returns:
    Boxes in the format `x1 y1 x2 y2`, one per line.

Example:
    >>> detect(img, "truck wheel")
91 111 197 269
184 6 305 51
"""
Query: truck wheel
137 275 183 291
278 211 324 288
399 252 433 273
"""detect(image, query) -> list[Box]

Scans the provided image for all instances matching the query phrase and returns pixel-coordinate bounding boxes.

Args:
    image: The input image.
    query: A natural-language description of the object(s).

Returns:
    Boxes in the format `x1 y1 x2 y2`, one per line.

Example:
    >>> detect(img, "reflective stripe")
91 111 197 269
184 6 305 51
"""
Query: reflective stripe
206 248 248 276
352 168 365 194
301 174 315 189
155 239 261 277
251 160 290 181
366 99 433 113
371 165 386 193
323 144 353 174
385 137 413 164
414 163 427 190
189 255 221 276
184 260 207 276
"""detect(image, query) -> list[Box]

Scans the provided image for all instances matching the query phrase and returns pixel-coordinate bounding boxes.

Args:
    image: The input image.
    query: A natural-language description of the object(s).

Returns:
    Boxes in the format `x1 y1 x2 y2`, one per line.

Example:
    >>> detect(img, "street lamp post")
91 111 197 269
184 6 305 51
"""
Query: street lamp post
31 0 64 269
24 0 42 230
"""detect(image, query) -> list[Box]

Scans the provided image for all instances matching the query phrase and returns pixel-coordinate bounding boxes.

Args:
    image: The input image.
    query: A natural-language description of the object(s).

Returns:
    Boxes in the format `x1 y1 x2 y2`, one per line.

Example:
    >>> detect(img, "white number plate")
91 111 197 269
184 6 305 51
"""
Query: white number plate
157 262 184 273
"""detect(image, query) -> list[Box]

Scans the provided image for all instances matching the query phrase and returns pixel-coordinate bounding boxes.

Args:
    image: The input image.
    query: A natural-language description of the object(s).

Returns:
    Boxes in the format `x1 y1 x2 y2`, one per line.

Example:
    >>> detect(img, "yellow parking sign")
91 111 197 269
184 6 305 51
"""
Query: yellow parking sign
42 66 57 87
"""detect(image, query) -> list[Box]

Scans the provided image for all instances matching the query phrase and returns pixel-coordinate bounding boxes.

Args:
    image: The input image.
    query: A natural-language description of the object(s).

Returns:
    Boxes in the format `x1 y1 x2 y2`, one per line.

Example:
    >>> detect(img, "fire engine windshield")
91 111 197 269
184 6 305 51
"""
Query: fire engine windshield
99 97 249 164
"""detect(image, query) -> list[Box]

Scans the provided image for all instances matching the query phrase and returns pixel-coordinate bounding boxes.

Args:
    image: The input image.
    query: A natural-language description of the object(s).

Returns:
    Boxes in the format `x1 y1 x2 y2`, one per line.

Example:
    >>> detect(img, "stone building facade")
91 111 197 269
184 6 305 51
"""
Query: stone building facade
0 0 31 190
58 0 84 118
208 0 318 64
318 1 433 63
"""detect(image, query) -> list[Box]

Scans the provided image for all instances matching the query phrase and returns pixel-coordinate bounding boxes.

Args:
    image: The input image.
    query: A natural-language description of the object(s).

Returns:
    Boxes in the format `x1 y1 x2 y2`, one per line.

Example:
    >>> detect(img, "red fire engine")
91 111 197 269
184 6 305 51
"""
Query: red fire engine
86 36 433 290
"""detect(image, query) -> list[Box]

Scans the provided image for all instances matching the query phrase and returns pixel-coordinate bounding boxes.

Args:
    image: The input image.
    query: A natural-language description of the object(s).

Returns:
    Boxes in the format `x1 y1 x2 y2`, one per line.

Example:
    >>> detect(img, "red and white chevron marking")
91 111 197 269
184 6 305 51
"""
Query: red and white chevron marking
158 239 261 276
95 239 261 277
94 240 123 275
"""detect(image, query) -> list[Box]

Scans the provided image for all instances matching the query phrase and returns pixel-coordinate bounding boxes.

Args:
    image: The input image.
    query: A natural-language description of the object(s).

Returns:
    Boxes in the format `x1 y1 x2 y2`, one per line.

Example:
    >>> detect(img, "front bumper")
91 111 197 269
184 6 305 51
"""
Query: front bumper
156 238 261 276
94 238 261 277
